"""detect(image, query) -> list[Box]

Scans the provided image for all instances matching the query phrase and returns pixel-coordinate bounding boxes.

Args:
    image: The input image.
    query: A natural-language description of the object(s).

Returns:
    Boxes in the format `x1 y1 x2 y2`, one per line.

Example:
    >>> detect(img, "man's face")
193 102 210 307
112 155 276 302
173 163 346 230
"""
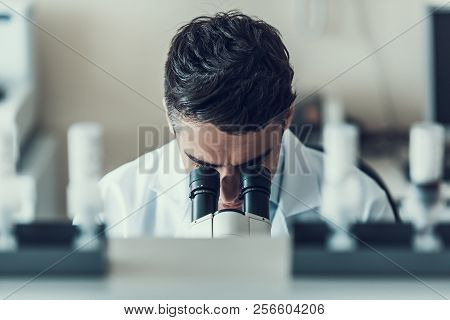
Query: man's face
175 121 287 210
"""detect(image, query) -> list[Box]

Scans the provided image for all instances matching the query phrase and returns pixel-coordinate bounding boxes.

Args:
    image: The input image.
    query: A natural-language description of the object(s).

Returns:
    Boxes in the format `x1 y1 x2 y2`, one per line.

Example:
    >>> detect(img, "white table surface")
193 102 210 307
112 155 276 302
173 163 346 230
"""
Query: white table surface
0 238 449 300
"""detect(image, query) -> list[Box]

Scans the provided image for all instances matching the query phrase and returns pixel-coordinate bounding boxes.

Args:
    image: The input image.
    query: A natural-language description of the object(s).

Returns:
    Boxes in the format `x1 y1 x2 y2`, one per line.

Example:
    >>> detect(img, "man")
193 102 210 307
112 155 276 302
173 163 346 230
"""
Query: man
99 11 394 238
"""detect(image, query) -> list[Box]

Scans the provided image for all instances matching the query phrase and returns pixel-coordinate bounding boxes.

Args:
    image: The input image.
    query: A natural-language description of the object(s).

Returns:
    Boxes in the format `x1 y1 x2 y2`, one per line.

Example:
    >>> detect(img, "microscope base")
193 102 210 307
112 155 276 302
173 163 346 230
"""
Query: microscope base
293 248 450 276
292 222 450 276
0 246 107 276
0 222 107 276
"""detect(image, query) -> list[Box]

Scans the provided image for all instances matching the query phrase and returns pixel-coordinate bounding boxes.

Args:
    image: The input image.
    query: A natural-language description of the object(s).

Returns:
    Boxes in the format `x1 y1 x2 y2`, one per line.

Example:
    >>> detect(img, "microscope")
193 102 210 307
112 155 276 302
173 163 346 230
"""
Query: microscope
0 0 58 218
292 120 450 276
0 0 36 147
0 122 107 276
0 120 34 249
188 165 272 238
401 122 449 251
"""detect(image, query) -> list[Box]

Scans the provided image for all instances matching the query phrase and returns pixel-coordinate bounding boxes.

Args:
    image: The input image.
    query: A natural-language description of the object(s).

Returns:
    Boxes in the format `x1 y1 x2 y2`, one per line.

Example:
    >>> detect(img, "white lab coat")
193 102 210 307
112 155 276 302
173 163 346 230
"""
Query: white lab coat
96 130 394 238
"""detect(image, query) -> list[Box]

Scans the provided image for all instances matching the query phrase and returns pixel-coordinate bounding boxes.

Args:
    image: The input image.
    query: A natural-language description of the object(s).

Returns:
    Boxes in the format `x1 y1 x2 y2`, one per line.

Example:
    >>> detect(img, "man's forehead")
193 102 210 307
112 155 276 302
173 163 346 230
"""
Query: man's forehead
177 122 282 144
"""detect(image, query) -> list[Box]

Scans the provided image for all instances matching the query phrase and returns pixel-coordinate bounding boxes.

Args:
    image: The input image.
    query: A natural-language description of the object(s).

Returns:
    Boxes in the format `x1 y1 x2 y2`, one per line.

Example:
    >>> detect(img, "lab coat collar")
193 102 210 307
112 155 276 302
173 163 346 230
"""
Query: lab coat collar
152 139 190 204
145 140 191 237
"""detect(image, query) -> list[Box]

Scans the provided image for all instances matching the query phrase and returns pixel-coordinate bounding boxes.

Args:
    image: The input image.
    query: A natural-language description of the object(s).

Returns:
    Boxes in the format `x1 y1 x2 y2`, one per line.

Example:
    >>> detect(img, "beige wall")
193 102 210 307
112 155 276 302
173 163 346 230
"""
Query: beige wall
28 0 444 210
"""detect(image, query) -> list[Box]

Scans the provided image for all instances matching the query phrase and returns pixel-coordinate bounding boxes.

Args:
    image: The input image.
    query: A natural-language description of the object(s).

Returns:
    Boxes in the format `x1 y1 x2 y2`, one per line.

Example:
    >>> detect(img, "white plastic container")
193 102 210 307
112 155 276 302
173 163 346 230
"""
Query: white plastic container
321 123 361 251
409 122 445 185
0 119 34 249
67 122 104 247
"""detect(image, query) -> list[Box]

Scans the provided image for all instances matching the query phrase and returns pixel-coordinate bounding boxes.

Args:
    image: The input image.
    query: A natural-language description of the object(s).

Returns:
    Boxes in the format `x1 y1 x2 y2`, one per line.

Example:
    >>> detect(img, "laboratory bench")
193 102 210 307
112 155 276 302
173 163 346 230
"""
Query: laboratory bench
0 238 449 300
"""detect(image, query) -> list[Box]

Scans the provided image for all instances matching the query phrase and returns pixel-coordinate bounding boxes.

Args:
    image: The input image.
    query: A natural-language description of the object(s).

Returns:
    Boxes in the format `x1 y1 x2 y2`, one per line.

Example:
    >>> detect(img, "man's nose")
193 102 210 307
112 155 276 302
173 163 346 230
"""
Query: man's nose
219 168 241 205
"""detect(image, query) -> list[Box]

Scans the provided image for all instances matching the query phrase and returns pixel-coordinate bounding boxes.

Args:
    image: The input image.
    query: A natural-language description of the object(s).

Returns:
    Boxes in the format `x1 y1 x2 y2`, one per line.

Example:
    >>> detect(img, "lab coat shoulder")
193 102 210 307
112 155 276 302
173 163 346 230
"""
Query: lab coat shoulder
274 131 394 231
98 153 154 237
302 143 395 222
98 140 188 237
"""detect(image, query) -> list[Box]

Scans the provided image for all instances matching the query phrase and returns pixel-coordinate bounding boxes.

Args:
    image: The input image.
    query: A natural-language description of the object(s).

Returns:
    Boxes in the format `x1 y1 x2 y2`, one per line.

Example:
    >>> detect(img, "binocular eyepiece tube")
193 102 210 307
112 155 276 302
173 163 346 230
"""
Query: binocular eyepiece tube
189 165 272 221
189 167 220 222
240 166 271 219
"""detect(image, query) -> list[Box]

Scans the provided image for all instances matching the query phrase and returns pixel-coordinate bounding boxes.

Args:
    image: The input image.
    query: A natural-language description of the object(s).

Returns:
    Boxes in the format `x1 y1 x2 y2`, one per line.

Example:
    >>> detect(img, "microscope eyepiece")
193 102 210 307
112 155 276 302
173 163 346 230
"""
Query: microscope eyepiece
189 167 220 221
240 165 271 219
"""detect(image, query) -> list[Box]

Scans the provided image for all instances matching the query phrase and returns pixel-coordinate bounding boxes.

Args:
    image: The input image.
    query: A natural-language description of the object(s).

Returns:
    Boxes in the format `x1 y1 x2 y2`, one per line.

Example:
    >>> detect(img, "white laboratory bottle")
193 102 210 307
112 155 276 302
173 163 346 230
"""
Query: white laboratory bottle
67 122 104 249
323 96 345 125
401 122 445 252
321 123 362 251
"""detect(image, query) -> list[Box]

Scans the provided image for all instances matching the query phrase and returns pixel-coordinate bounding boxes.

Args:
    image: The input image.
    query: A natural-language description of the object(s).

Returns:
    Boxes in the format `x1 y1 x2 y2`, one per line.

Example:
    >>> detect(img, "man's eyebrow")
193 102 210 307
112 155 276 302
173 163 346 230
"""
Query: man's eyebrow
184 148 273 168
184 152 220 168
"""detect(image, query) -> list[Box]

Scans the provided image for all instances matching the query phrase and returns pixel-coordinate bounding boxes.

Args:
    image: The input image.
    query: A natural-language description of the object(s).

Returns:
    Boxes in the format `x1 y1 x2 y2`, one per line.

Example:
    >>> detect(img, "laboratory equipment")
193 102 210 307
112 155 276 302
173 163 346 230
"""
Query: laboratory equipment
0 0 36 148
0 120 34 250
321 122 361 251
1 0 58 219
427 6 450 180
188 165 271 238
0 122 107 276
427 6 450 126
292 121 450 276
67 122 104 248
401 122 447 251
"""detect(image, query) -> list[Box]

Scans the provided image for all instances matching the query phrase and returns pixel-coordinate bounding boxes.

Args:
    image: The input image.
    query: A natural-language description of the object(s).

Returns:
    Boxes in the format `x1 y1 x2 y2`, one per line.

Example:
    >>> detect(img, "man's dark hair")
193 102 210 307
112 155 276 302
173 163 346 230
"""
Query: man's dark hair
164 10 296 133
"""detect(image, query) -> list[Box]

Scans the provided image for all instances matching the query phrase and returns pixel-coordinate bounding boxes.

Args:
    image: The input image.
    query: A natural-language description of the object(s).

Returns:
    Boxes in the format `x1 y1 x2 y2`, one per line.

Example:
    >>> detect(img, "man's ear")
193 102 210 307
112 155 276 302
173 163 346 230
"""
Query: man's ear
163 98 176 137
284 104 295 130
